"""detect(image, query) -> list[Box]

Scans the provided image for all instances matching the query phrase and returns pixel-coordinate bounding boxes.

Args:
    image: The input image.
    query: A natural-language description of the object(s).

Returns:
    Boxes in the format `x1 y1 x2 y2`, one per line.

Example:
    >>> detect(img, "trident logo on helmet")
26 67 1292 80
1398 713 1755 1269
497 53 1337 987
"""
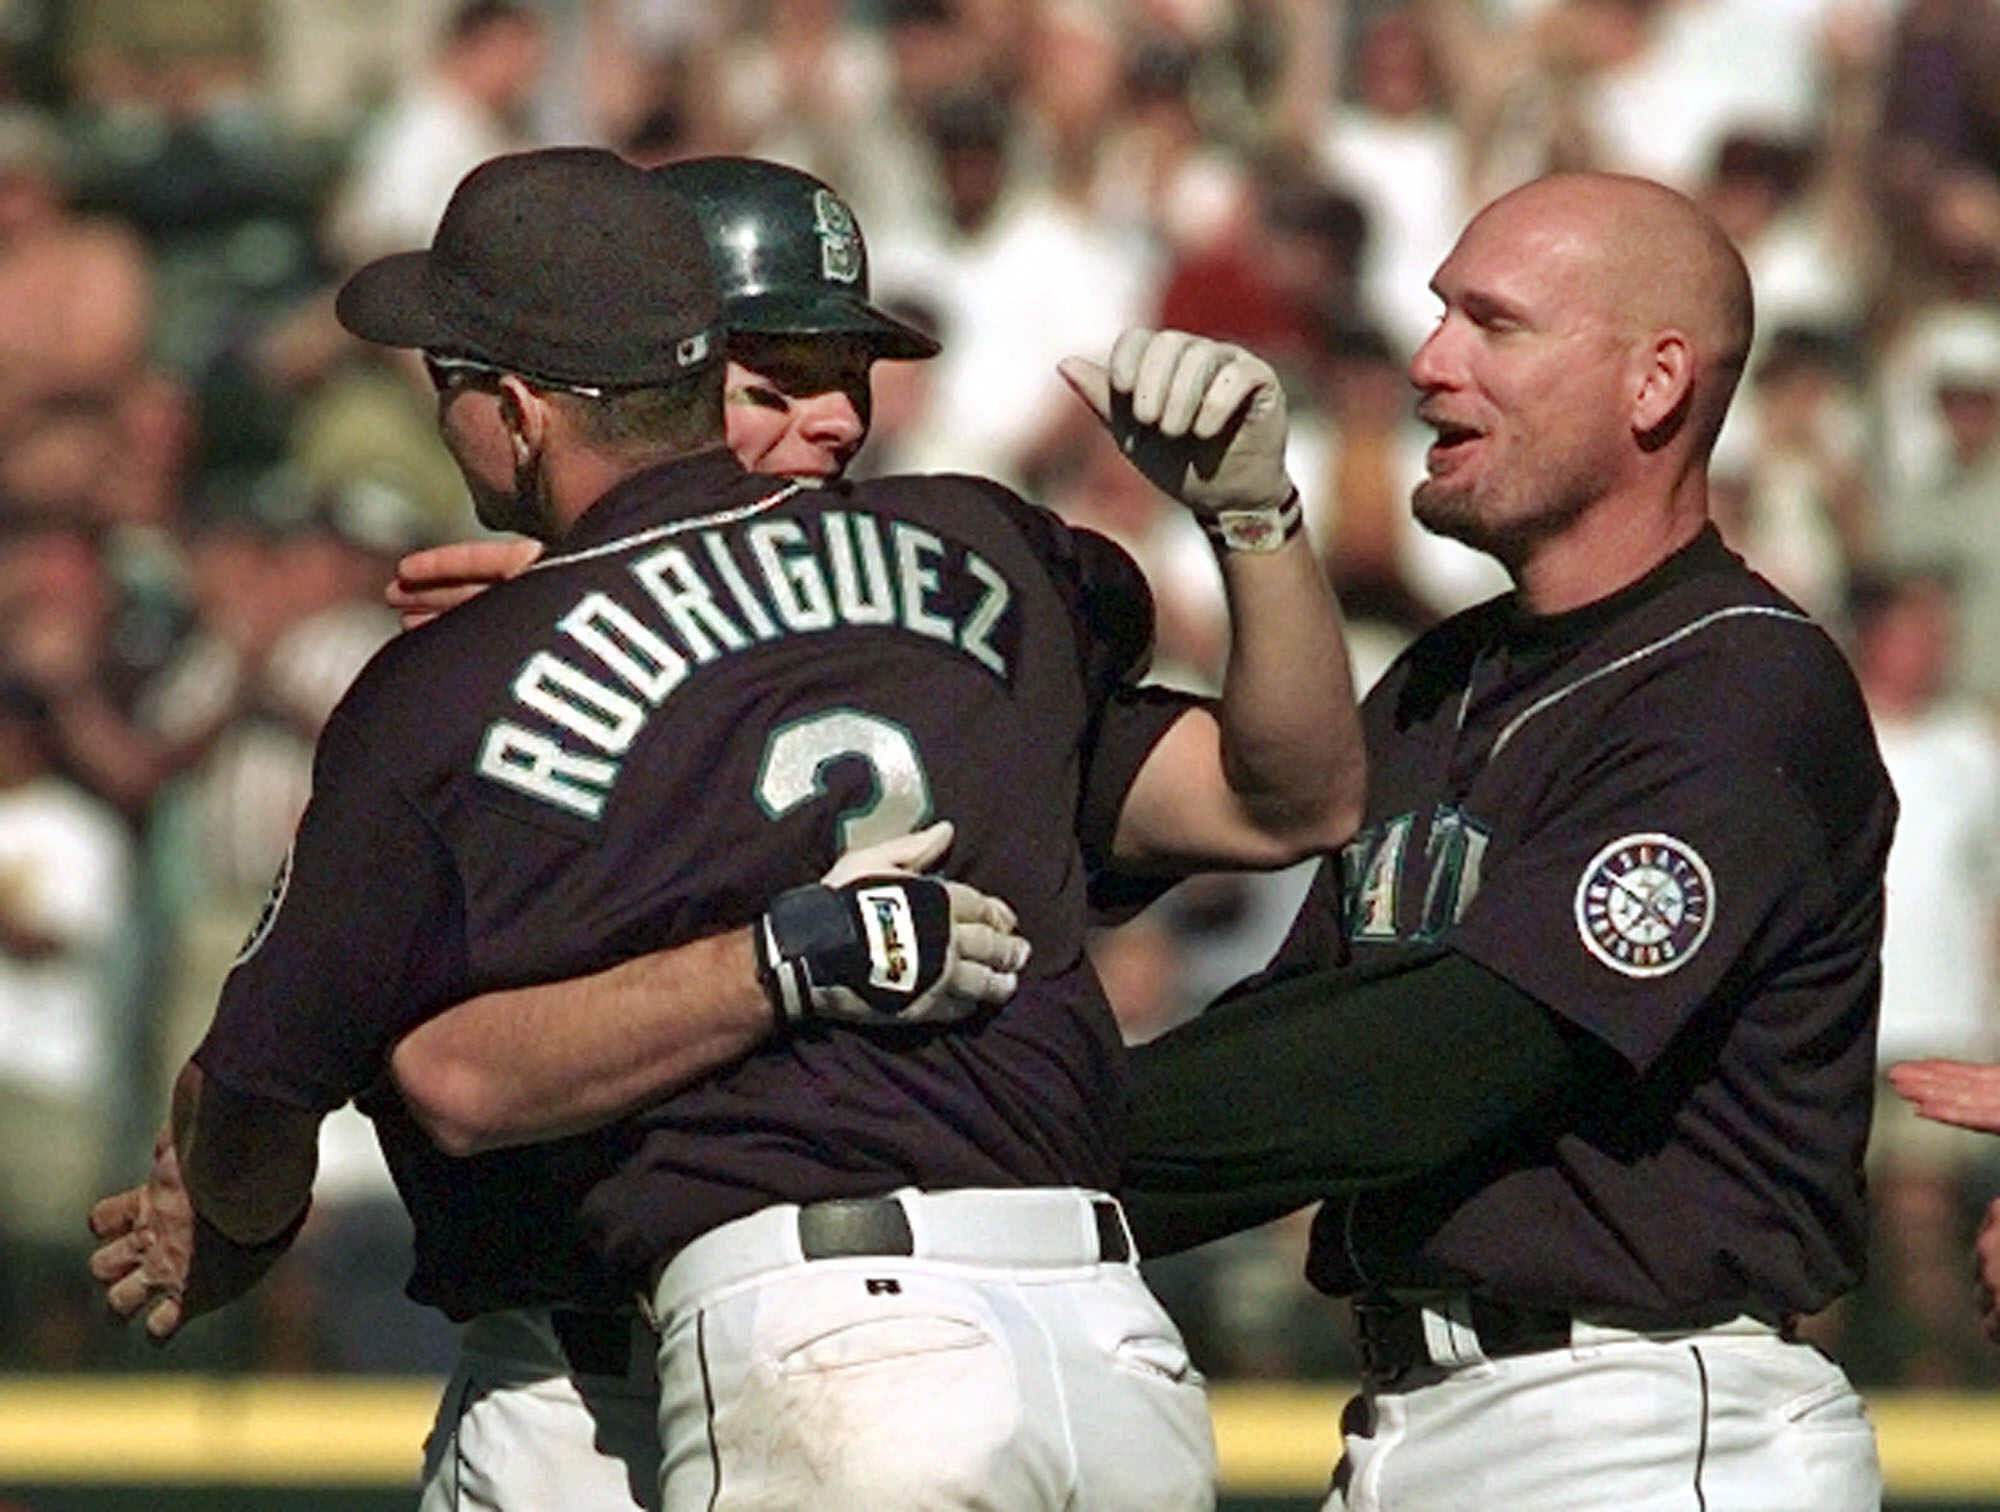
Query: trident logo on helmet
813 189 862 286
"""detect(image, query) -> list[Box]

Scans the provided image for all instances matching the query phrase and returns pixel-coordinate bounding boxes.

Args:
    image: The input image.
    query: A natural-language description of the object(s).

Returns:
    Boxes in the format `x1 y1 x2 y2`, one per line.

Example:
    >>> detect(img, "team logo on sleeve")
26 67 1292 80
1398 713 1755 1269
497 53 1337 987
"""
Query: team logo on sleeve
233 844 294 966
1573 833 1713 978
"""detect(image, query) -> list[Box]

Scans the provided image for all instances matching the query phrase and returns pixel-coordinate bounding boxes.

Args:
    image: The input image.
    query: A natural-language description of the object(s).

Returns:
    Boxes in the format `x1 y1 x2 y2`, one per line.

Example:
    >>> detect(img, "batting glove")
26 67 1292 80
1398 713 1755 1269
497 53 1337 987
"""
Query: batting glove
755 868 1029 1028
1059 328 1301 552
822 819 957 888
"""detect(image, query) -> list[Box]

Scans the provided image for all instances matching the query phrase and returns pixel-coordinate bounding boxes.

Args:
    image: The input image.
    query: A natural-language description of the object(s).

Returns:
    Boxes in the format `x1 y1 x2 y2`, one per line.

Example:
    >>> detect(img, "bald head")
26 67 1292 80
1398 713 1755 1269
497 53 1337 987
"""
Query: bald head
1469 173 1753 453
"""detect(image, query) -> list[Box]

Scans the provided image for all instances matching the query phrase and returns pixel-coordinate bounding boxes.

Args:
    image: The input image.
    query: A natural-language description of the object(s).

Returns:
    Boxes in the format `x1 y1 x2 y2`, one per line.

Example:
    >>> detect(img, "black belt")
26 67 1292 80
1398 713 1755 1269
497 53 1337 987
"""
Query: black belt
1352 1295 1579 1389
794 1194 1132 1263
1351 1295 1793 1391
550 1308 643 1377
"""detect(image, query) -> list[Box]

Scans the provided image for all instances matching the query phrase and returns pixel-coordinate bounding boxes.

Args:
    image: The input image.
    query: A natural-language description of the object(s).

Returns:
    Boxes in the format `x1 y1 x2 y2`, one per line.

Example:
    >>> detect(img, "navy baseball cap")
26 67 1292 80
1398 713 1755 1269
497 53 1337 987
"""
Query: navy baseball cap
335 146 724 389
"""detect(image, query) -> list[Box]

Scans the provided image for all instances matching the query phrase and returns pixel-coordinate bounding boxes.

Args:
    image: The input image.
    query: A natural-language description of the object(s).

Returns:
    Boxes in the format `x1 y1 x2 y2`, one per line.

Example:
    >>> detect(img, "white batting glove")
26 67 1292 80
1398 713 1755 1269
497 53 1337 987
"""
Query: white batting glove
756 824 1030 1027
821 819 957 888
1059 328 1301 551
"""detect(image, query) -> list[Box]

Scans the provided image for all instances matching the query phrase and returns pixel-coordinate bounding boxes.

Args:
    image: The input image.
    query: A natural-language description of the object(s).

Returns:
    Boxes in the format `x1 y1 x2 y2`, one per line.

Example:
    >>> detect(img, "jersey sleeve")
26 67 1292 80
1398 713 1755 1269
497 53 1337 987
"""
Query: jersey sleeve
193 698 468 1112
1077 682 1208 916
1045 514 1202 915
978 484 1182 904
1449 711 1854 1073
974 481 1157 693
1065 523 1160 689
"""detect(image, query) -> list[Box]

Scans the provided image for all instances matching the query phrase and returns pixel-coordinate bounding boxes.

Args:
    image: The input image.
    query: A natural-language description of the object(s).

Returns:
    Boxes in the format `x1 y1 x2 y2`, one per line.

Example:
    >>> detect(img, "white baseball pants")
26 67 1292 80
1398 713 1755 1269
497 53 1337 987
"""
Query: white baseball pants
418 1306 660 1512
649 1187 1218 1511
1328 1313 1881 1511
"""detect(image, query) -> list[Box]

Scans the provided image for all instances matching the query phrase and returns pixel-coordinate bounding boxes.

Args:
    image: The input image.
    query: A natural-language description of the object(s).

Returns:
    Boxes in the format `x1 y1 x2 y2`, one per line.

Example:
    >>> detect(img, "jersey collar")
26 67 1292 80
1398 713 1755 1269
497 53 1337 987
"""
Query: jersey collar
1499 524 1735 653
559 446 763 552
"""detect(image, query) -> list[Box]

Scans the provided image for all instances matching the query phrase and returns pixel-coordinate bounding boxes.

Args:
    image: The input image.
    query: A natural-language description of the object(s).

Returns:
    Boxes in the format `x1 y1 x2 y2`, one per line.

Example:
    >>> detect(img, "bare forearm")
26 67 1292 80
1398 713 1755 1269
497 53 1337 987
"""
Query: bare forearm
392 928 769 1155
1213 533 1366 839
1109 535 1364 872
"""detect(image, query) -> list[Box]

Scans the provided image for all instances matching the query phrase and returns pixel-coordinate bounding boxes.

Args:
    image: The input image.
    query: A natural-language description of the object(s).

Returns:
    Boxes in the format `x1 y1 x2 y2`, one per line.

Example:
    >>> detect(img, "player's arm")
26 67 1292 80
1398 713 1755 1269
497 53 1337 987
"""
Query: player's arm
87 1060 318 1340
391 824 1028 1154
88 690 465 1339
1060 330 1365 870
1110 535 1361 869
1887 1058 2000 1135
1121 948 1623 1256
1888 1067 2000 1343
392 926 768 1154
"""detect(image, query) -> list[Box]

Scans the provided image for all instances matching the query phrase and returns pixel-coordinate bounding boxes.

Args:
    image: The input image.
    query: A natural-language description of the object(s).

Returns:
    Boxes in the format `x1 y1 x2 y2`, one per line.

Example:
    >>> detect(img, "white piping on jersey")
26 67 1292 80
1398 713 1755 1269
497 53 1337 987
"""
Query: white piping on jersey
1478 605 1814 761
522 482 806 574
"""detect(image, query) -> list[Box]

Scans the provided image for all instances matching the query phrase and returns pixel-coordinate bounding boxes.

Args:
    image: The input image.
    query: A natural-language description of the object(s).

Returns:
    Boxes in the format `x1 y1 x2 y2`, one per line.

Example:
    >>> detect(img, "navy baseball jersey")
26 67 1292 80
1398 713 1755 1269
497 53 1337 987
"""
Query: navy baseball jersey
194 448 1182 1316
1277 527 1894 1319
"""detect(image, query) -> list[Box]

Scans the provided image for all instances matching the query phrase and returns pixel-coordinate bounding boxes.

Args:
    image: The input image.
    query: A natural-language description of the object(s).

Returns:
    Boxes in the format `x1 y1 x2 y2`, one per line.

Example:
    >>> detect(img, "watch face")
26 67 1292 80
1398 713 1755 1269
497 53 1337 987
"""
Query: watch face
1575 832 1714 978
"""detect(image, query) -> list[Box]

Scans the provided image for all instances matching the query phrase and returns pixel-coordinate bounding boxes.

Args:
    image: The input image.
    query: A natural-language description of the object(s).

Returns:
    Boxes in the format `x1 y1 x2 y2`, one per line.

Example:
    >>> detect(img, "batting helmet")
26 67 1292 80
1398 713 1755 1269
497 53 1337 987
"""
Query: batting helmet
655 157 941 361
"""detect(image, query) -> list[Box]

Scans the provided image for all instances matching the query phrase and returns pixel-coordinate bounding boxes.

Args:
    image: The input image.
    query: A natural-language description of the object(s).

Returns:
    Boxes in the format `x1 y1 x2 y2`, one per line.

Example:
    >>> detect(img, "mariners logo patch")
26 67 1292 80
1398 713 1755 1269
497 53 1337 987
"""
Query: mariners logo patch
1574 833 1713 978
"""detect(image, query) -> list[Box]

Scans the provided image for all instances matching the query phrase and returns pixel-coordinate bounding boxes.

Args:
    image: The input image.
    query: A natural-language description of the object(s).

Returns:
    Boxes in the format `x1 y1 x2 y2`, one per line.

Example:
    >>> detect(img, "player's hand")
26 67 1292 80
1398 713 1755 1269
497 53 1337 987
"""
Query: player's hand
388 538 544 629
1058 328 1295 519
87 1125 198 1341
755 869 1029 1028
821 819 956 888
1887 1058 2000 1135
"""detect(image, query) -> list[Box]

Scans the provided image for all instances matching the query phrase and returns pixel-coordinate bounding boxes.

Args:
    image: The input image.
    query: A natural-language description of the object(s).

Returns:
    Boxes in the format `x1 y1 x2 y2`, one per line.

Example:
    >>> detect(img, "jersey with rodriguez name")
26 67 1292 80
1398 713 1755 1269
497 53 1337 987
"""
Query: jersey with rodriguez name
1277 527 1896 1320
194 448 1169 1317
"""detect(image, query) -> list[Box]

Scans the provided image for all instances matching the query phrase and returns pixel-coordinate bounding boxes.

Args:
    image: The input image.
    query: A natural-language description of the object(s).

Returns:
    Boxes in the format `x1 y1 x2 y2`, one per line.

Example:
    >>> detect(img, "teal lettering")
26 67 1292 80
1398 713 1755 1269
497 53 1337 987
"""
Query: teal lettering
960 552 1011 676
1343 815 1412 941
515 652 646 753
825 512 896 625
477 723 618 819
560 593 689 703
892 524 953 643
632 546 749 661
749 520 836 632
702 533 779 641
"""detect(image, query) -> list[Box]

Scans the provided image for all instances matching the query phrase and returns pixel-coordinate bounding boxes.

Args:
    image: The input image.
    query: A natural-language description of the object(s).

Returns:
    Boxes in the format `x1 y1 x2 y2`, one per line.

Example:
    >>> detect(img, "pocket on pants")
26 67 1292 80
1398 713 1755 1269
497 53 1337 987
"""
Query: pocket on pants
736 1266 1004 1374
702 1274 1028 1508
1781 1373 1868 1428
1112 1330 1203 1387
776 1311 995 1376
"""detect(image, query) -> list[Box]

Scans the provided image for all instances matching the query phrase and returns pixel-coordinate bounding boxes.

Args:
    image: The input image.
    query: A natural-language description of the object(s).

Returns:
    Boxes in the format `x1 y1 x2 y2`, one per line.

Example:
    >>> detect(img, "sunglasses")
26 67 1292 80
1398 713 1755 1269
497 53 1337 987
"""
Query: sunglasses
422 353 611 400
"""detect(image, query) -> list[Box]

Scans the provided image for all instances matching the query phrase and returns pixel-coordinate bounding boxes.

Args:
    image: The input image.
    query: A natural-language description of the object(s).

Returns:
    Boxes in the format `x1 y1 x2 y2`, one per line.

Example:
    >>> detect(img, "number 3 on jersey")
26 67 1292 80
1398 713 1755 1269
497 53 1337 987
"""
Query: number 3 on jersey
756 708 934 849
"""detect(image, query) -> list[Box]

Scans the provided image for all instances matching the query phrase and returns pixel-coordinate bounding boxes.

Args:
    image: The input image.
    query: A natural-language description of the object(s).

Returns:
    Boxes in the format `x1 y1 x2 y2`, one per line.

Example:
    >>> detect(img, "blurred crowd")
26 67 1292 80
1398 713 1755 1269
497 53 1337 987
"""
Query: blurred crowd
2 0 2000 1392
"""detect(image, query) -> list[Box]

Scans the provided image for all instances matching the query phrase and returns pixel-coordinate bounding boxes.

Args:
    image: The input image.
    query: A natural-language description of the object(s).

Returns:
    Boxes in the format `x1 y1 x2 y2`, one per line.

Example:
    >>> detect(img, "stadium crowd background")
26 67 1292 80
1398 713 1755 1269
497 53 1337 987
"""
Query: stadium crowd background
1 0 1998 1396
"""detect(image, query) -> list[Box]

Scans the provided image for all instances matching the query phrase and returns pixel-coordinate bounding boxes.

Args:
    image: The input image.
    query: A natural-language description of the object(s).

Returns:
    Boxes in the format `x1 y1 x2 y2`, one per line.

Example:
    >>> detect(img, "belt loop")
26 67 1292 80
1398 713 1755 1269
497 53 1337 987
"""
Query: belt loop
1093 1197 1133 1263
1425 1296 1487 1369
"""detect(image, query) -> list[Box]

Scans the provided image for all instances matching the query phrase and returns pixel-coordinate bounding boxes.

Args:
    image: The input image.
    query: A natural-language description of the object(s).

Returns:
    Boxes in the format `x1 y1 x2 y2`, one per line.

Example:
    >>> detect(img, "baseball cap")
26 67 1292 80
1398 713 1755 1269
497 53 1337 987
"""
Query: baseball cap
335 146 723 389
656 157 940 361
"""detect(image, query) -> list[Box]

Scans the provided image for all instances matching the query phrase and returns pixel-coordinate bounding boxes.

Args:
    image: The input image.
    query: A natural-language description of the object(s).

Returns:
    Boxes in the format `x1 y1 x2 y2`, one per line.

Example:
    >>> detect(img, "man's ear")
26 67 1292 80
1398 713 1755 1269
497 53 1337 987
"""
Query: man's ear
497 375 548 467
1633 329 1695 446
